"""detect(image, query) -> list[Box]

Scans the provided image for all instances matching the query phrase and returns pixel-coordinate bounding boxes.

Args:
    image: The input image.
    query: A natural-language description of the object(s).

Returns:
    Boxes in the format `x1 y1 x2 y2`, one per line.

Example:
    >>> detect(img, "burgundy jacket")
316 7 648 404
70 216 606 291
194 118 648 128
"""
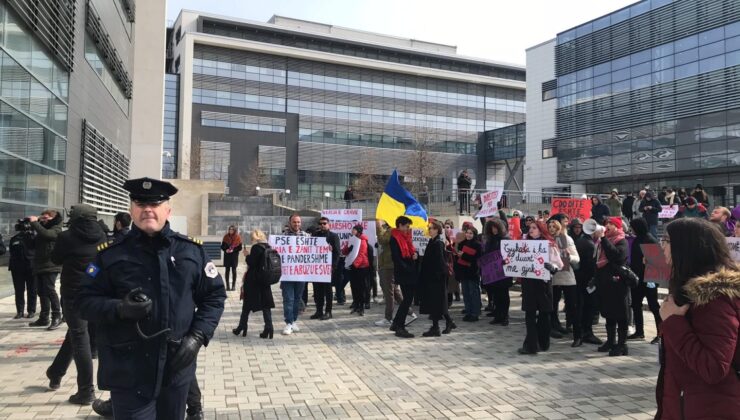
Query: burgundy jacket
655 268 740 419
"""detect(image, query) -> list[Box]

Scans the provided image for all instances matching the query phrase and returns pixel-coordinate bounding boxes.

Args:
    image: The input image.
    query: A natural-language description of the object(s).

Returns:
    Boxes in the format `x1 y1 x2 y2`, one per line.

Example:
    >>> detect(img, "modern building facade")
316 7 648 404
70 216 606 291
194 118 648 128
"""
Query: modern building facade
531 0 740 205
165 12 526 198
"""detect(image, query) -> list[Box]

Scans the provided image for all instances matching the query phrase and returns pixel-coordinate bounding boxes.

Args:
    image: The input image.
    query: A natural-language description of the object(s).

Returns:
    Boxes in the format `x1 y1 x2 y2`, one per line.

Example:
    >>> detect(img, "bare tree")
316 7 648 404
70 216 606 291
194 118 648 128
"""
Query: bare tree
237 162 272 196
401 127 443 196
186 137 202 179
352 148 386 200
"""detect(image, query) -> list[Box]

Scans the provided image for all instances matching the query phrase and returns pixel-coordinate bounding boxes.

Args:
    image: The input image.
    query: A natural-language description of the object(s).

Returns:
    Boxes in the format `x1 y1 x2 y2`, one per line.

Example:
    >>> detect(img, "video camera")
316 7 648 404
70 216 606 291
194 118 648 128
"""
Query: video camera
14 218 33 232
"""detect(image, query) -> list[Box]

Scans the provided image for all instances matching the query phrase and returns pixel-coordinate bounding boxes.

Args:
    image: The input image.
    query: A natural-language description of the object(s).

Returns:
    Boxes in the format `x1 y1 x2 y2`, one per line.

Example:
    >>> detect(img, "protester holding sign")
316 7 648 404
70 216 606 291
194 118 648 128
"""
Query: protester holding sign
592 217 631 356
233 230 274 339
454 226 482 322
418 220 456 336
627 218 661 344
655 218 740 420
343 225 371 316
390 216 418 338
483 219 512 326
280 214 311 336
311 217 341 321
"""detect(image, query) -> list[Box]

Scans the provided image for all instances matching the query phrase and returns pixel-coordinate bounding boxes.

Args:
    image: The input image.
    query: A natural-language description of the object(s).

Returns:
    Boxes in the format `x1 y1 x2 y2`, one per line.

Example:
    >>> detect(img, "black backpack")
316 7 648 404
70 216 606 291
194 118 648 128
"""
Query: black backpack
255 243 282 285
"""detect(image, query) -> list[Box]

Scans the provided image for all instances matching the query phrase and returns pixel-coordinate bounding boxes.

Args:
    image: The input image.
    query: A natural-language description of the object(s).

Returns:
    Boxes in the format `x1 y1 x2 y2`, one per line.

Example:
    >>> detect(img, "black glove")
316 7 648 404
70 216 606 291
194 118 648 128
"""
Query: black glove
168 330 205 372
544 262 558 275
116 288 152 321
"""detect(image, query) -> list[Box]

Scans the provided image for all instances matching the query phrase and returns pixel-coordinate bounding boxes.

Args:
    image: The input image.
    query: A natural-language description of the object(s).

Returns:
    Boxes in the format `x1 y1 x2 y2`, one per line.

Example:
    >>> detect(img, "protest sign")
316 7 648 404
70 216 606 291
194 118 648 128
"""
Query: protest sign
267 235 332 282
727 237 740 262
479 252 507 285
321 208 362 221
550 198 592 222
412 228 430 256
658 206 679 219
641 243 670 288
474 188 504 218
500 240 551 281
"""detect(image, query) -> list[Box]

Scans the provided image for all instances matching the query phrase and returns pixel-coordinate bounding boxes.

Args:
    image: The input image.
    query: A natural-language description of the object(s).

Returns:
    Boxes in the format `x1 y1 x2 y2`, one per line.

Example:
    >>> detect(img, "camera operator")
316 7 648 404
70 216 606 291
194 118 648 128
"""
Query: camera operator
28 209 63 329
8 220 36 319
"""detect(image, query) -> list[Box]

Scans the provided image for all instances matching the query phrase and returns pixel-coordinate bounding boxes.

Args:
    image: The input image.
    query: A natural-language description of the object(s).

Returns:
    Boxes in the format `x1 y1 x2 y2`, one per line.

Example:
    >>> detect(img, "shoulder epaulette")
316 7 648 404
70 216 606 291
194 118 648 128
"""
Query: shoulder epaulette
96 239 116 253
176 234 203 246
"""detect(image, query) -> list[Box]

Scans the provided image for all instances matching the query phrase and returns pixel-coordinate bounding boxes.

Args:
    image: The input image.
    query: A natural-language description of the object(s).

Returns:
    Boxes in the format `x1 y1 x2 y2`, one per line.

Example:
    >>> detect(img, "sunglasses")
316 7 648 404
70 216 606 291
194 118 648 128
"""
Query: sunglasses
319 222 328 225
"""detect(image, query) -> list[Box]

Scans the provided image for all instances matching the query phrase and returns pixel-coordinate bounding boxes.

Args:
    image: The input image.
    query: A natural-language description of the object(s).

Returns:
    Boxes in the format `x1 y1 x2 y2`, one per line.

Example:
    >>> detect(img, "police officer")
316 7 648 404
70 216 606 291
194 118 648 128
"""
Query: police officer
78 177 226 419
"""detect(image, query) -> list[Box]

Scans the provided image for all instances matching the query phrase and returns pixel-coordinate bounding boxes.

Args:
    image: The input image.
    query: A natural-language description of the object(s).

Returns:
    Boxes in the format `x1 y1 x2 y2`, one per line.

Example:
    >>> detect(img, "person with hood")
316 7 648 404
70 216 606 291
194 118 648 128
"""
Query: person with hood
548 219 580 343
454 226 482 322
709 206 734 237
638 191 662 238
220 226 243 291
592 217 631 356
622 192 635 221
8 220 36 319
590 196 611 225
418 219 456 336
655 218 740 419
27 209 63 329
344 224 370 316
482 218 513 325
675 196 708 219
691 183 710 207
112 212 131 240
390 216 418 339
606 190 622 218
567 219 602 347
46 204 107 404
627 218 661 344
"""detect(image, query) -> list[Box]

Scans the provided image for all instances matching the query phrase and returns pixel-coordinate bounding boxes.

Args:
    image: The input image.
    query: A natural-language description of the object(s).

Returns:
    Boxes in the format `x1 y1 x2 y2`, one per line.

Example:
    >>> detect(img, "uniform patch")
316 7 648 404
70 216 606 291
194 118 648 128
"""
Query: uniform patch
86 263 100 278
204 262 218 278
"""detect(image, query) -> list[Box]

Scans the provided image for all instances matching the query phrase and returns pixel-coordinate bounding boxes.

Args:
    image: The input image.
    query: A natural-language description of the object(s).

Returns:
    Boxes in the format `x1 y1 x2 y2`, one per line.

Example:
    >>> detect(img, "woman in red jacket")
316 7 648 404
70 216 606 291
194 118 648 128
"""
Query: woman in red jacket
655 218 740 419
344 224 371 316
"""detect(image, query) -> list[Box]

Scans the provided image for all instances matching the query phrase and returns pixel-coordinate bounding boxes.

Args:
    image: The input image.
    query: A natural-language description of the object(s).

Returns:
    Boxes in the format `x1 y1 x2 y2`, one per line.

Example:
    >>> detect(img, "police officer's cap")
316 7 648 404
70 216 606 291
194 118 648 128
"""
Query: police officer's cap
122 177 178 203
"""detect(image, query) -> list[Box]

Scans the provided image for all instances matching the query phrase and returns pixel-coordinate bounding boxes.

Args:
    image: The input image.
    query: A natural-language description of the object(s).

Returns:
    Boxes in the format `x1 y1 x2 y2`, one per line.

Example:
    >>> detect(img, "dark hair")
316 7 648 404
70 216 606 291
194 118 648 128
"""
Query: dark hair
464 226 478 236
664 218 737 305
484 218 507 238
318 216 330 223
395 215 412 227
629 217 649 238
114 212 131 228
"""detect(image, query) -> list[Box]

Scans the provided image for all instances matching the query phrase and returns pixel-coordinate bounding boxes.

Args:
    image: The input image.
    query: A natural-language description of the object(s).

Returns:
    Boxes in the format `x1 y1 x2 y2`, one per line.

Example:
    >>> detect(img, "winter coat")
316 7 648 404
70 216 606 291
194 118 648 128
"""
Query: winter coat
639 195 662 227
521 236 562 312
633 197 645 219
594 236 631 320
655 268 740 420
113 226 130 241
457 173 472 190
241 243 275 312
51 218 108 296
454 238 481 280
590 198 611 224
552 235 580 286
418 235 449 320
376 227 393 270
390 235 416 286
8 231 35 273
622 196 635 219
344 234 370 269
676 205 708 219
313 230 341 271
30 213 63 275
570 231 596 289
220 236 243 267
606 197 622 217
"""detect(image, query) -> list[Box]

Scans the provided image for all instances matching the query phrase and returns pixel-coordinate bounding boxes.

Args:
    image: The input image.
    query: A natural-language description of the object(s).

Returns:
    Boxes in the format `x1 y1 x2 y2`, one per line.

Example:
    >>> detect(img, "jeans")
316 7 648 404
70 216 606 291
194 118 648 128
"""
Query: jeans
47 295 94 395
379 268 403 320
36 272 60 320
224 264 237 289
349 267 369 309
111 380 189 420
11 266 36 314
631 283 661 334
523 310 551 352
281 281 305 324
461 278 481 317
649 224 658 238
392 284 415 327
186 379 201 415
313 281 333 315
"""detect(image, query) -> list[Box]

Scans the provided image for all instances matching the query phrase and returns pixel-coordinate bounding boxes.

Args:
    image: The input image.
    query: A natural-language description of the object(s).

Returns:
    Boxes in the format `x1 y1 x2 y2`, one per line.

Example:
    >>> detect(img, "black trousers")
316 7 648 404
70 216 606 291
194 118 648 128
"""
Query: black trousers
335 267 349 303
523 310 551 352
631 283 661 334
458 190 469 214
35 272 60 320
111 380 189 419
606 318 628 345
224 264 237 289
186 378 201 415
238 307 273 331
47 295 94 395
11 267 36 314
349 267 369 308
393 284 415 327
576 286 598 338
490 282 511 321
313 281 333 315
552 285 578 330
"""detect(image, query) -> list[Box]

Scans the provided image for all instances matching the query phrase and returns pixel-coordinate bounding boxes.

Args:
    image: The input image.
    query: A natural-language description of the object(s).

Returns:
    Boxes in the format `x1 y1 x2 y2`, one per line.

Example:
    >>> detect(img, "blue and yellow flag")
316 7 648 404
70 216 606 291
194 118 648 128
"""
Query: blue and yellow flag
376 170 428 229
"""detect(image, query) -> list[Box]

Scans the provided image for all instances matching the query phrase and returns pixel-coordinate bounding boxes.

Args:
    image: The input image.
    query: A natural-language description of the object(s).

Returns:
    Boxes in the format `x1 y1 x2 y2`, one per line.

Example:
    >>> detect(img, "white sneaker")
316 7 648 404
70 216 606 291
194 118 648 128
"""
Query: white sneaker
374 318 392 327
409 312 418 320
628 325 636 335
282 324 293 335
291 322 300 332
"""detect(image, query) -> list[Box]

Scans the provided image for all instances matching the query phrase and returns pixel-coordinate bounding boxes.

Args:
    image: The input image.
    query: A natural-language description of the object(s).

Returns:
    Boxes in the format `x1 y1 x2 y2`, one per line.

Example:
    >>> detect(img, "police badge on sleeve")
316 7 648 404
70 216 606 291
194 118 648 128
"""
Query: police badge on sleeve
204 262 218 278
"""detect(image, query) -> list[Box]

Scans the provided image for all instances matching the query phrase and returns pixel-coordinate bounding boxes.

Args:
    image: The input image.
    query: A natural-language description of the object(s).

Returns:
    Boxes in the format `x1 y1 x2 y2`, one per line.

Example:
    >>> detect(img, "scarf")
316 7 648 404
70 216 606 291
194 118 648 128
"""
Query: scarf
222 232 242 251
596 228 626 269
555 234 571 272
391 228 415 259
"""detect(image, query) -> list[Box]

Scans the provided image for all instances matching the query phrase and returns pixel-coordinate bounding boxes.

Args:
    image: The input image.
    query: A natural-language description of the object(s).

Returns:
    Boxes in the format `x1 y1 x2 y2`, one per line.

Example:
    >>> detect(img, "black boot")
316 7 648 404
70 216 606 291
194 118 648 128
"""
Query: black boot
395 327 414 338
422 325 441 337
47 317 63 331
259 327 273 339
92 398 113 417
442 321 456 334
29 317 50 327
609 344 629 356
598 322 616 352
13 312 23 319
551 317 568 334
309 312 323 319
320 312 332 320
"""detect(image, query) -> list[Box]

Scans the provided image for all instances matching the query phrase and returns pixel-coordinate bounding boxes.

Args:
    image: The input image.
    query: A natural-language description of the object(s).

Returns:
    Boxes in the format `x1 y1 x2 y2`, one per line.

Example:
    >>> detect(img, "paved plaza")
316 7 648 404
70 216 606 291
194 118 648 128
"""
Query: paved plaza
0 269 660 419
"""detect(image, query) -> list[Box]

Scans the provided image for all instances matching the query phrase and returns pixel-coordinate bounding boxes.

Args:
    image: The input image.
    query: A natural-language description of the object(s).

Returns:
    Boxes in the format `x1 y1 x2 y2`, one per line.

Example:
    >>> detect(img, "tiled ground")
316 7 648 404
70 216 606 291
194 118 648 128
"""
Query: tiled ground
0 269 660 419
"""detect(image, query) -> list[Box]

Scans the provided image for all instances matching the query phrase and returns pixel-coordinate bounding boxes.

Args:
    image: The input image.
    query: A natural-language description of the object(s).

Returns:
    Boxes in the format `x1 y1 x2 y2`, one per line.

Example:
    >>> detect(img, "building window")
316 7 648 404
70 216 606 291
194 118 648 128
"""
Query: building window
84 33 130 114
542 79 557 101
80 120 130 215
199 140 230 189
542 138 556 159
162 74 179 179
201 111 286 133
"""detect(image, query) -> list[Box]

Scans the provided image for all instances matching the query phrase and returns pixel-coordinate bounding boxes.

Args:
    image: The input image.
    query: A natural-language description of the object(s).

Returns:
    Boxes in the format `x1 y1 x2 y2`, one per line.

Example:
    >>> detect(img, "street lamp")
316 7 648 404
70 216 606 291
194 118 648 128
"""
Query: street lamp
255 186 260 196
324 192 330 210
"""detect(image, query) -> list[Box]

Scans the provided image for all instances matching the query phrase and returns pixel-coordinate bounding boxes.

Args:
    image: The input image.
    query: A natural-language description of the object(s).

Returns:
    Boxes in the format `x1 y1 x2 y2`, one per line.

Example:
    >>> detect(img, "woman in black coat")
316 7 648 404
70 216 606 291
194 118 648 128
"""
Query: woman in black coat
233 230 275 339
483 218 513 326
418 220 456 336
627 218 661 344
593 217 630 356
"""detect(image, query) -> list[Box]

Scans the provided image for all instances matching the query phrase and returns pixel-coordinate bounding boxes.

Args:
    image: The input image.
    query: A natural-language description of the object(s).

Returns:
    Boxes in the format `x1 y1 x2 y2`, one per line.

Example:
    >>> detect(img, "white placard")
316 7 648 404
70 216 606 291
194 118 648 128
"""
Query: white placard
500 240 551 281
412 228 430 256
658 206 679 218
323 220 377 250
321 209 362 222
267 235 332 282
474 188 504 218
727 237 740 262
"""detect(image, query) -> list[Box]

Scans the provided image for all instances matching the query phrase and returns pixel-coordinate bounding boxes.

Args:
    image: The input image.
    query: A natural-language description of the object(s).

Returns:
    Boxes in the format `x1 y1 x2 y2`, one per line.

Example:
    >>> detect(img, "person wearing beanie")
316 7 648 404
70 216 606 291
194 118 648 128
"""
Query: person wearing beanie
676 196 708 219
691 184 709 207
638 191 662 237
591 216 630 356
343 224 371 316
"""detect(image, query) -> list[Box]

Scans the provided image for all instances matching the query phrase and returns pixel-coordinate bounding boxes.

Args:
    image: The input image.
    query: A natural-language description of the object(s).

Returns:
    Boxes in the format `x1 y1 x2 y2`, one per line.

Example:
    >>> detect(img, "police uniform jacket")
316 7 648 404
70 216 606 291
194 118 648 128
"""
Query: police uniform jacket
78 222 226 399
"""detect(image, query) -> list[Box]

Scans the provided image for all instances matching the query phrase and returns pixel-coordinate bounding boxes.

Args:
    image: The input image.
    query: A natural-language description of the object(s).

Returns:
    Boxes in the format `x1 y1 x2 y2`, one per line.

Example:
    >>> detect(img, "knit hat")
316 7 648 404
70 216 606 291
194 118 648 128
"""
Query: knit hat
686 196 697 205
462 221 474 229
569 218 583 228
352 224 364 234
606 217 623 231
68 204 98 221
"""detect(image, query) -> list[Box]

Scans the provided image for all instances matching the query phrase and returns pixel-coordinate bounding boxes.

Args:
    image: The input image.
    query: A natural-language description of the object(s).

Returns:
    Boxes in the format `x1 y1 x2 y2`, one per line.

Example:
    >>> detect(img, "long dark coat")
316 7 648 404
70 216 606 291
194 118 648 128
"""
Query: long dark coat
241 243 275 312
594 236 630 320
418 235 449 321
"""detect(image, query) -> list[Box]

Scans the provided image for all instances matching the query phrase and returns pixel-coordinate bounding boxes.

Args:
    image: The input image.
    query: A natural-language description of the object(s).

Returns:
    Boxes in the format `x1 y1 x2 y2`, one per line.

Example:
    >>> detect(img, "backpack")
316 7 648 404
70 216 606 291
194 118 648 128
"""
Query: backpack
255 243 282 285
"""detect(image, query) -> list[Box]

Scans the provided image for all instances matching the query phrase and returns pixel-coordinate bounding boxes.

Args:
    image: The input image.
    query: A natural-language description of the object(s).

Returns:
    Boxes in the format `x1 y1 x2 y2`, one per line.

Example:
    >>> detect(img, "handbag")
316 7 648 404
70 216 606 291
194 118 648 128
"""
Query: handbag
614 265 639 287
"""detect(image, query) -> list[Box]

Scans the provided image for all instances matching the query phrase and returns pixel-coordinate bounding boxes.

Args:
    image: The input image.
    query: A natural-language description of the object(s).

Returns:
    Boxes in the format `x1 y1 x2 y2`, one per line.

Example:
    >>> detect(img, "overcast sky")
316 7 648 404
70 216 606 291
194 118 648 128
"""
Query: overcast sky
166 0 637 66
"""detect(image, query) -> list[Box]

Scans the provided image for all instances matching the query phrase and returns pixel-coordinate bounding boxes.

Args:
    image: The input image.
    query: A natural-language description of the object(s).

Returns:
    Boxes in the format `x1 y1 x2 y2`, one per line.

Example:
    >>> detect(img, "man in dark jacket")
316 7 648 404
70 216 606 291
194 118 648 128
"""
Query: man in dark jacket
590 196 611 225
28 209 63 329
457 170 472 215
46 204 108 404
622 192 635 221
8 222 36 319
311 216 341 320
638 191 662 237
568 219 602 347
389 216 418 338
113 212 132 240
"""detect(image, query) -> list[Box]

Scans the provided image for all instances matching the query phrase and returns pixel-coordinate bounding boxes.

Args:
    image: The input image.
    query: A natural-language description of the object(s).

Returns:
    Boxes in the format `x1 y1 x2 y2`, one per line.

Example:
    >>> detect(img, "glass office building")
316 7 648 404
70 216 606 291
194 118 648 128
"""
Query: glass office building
552 0 740 204
168 12 526 197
